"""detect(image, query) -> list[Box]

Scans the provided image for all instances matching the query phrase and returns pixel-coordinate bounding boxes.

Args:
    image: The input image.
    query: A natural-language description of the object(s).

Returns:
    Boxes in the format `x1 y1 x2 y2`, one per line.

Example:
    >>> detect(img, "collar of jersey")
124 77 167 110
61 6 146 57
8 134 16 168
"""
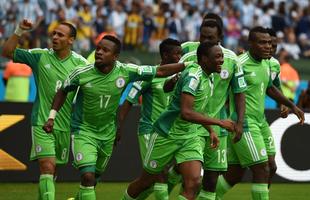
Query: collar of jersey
247 51 262 64
52 49 72 62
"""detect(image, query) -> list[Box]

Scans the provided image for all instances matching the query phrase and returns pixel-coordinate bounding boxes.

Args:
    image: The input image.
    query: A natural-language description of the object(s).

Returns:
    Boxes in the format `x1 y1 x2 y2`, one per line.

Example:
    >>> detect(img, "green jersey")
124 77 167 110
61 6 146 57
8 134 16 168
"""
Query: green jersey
126 69 173 135
153 63 213 139
231 52 272 125
269 57 281 89
13 48 88 131
180 42 247 136
62 61 157 140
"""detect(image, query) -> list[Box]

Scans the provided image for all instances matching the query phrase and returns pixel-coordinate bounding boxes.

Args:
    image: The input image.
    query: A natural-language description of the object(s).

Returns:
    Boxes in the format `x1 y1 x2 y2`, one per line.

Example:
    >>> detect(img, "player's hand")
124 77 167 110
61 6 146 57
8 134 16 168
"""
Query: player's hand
210 131 220 149
43 119 54 133
19 19 33 31
114 127 122 147
280 105 289 118
233 122 243 143
220 119 235 132
291 105 305 125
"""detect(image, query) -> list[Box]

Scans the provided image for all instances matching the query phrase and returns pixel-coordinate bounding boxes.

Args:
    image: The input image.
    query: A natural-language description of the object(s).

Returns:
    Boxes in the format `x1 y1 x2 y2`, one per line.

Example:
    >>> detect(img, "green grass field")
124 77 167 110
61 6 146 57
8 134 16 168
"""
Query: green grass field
1 182 309 200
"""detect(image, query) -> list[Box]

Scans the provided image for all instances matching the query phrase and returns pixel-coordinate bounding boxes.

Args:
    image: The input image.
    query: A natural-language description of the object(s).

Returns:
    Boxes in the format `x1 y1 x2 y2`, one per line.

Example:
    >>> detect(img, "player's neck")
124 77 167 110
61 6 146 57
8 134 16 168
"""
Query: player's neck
248 50 262 62
199 62 211 75
55 49 71 60
96 63 114 74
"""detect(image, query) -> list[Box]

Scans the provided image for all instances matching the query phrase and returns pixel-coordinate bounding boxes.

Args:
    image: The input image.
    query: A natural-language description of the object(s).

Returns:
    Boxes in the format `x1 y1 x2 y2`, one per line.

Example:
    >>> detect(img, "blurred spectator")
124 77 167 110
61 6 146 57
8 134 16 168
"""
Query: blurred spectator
123 2 143 50
3 61 32 102
296 7 310 38
167 10 182 41
93 7 109 41
62 0 77 22
298 33 310 58
224 8 241 52
271 1 288 33
237 28 249 55
282 29 301 59
141 5 155 51
279 49 300 102
241 0 255 28
297 81 310 110
109 4 127 41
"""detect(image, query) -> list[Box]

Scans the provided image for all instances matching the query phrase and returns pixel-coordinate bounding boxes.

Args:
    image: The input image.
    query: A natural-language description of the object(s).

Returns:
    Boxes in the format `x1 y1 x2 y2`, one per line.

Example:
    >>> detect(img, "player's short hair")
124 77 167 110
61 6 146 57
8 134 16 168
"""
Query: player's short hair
60 22 77 39
248 26 268 41
159 38 181 57
102 35 122 54
203 13 224 29
197 41 218 62
266 28 276 37
200 20 223 39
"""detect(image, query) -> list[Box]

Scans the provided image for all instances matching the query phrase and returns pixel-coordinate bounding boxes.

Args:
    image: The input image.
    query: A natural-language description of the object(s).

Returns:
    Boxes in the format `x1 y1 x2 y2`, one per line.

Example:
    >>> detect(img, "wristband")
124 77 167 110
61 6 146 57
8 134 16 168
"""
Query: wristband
48 109 57 120
14 25 26 37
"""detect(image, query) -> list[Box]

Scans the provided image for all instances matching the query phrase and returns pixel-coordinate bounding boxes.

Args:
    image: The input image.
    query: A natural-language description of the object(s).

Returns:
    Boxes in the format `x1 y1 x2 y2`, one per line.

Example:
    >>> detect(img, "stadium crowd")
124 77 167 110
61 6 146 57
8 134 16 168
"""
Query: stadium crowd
1 0 310 58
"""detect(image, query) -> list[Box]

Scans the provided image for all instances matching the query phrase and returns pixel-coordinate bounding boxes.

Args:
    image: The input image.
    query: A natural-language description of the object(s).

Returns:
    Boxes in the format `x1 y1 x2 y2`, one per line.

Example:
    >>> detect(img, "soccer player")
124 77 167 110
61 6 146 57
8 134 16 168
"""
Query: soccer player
1 19 88 199
122 41 236 200
215 26 304 200
43 35 188 200
166 14 247 200
118 38 182 200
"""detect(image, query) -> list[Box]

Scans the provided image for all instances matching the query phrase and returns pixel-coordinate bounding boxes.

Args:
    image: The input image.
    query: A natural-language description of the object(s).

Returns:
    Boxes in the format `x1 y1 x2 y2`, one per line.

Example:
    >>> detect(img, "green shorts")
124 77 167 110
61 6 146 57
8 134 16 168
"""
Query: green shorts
143 133 203 174
261 119 276 156
30 126 70 165
72 133 114 174
138 133 152 161
227 122 268 167
199 135 228 171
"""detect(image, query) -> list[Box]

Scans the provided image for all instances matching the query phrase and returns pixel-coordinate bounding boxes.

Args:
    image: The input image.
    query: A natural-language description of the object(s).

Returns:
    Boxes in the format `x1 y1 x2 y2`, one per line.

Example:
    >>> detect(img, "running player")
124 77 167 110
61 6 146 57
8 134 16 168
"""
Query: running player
43 35 188 200
1 19 88 200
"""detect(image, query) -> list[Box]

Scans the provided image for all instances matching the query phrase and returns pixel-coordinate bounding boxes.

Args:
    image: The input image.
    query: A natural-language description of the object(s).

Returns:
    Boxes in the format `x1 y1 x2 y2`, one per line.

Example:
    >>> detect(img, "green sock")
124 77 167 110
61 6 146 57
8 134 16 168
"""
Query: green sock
39 174 55 200
122 190 136 200
215 175 231 200
136 186 153 200
177 194 188 200
79 185 96 200
167 167 182 193
251 183 269 200
197 189 216 200
154 183 168 200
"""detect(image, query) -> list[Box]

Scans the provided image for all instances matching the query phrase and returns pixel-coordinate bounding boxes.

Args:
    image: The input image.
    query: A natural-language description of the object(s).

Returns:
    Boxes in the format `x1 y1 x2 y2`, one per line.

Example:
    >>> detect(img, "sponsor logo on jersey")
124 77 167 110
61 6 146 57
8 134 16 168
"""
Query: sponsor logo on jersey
85 82 92 88
76 152 83 161
220 69 229 79
36 145 42 153
260 148 267 157
116 77 126 88
44 64 51 69
150 160 158 168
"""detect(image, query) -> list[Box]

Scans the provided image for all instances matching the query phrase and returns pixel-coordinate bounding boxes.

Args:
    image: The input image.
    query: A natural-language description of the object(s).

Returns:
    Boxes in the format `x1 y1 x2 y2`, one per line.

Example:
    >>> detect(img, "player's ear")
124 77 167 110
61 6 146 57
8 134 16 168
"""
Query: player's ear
68 37 74 46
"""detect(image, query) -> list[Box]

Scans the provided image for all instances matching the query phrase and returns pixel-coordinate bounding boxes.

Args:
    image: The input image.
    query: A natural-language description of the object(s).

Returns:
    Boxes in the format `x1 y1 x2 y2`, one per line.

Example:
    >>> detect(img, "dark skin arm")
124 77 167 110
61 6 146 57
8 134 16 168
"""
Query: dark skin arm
233 92 245 143
42 89 68 133
181 93 236 148
156 63 186 77
115 100 133 146
163 74 179 93
267 86 304 124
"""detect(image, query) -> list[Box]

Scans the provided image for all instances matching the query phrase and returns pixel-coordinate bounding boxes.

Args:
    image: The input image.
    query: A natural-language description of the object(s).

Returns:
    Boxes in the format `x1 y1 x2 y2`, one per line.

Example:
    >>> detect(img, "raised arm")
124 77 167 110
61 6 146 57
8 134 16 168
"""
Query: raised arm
163 74 179 93
2 19 33 59
267 85 304 124
42 89 69 133
156 63 186 77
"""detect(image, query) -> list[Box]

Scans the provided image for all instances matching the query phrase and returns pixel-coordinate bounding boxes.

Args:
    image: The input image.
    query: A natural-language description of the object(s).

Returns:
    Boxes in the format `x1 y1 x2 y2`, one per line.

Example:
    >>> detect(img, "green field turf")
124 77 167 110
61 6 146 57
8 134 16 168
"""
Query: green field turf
0 182 309 200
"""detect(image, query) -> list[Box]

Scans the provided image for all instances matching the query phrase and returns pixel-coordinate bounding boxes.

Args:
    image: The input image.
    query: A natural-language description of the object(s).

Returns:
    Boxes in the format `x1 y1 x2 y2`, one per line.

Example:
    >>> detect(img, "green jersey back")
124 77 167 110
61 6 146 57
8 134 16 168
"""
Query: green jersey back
13 48 88 131
62 61 157 140
230 52 272 125
126 72 173 135
153 63 213 139
269 57 281 89
180 42 247 136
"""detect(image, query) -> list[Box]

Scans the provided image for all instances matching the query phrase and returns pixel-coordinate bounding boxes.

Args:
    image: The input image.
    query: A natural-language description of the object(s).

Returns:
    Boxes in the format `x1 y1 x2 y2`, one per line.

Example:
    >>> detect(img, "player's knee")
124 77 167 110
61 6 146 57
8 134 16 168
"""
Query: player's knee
269 162 277 175
183 175 201 191
81 172 96 186
39 160 55 174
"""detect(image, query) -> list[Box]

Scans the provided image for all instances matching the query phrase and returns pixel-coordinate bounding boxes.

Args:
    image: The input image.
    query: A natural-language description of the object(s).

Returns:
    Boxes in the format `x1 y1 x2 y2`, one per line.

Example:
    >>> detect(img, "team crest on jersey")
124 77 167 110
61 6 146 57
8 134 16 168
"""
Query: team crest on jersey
44 64 51 69
260 148 267 157
36 145 42 153
220 69 229 79
76 152 83 161
116 77 126 88
149 160 158 168
271 72 277 81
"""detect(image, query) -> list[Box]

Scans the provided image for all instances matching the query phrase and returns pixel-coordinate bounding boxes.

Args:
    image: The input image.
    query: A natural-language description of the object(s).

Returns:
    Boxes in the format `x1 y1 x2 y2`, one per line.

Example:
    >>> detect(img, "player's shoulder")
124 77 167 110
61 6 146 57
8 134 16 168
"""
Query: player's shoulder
181 41 199 54
181 41 199 49
71 51 89 64
69 64 94 78
238 52 251 65
221 46 238 61
269 57 280 65
186 63 202 79
26 48 49 54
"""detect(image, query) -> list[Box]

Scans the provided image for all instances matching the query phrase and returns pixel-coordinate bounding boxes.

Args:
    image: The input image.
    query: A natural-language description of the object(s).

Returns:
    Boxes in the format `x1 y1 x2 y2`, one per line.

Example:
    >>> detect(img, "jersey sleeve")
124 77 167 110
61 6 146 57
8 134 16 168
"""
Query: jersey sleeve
62 67 81 92
181 73 200 96
126 81 150 104
231 58 247 93
13 48 43 72
126 63 156 82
